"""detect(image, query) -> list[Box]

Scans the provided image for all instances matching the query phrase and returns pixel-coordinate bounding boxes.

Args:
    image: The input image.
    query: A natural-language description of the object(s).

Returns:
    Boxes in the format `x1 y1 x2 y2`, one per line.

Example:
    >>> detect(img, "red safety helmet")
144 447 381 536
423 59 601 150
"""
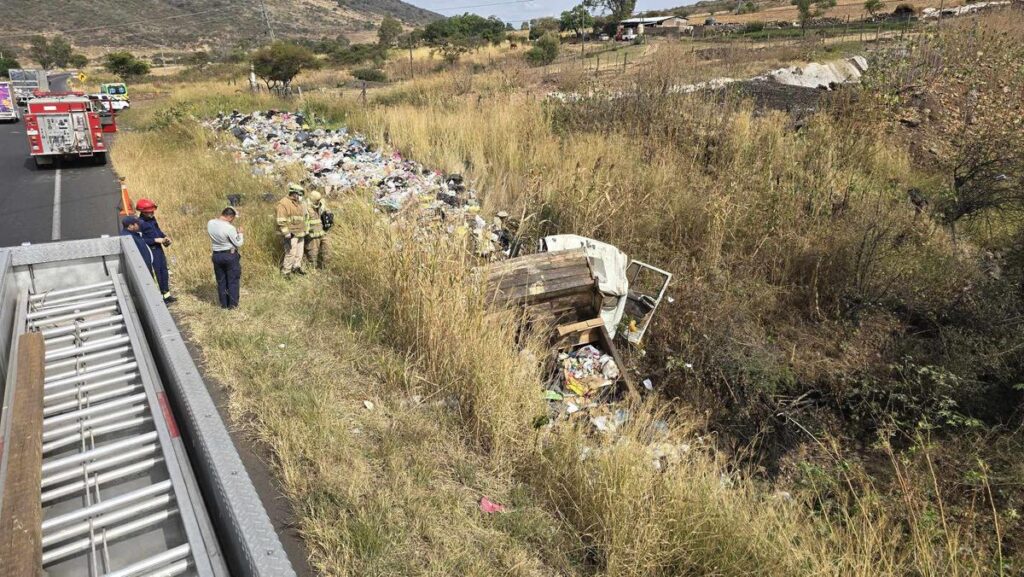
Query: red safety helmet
135 198 158 212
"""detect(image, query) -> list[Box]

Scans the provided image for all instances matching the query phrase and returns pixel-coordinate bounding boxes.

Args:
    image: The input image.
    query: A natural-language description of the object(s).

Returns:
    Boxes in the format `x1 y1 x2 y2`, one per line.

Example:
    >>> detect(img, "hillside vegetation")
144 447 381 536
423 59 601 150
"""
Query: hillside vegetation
111 9 1023 576
0 0 439 50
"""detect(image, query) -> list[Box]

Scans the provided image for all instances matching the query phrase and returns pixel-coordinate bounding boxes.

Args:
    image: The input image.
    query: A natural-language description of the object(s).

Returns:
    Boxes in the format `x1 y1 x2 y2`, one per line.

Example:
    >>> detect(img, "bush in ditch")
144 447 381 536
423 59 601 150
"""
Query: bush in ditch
526 33 560 67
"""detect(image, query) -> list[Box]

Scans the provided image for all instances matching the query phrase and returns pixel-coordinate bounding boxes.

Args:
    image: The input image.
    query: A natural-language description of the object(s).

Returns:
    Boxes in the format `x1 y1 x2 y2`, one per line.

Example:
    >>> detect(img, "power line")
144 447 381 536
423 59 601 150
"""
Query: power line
432 0 535 13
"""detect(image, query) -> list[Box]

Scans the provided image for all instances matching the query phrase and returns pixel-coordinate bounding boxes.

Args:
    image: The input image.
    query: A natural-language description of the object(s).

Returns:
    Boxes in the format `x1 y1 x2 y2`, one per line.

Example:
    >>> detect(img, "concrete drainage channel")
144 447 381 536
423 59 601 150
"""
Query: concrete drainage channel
0 237 296 577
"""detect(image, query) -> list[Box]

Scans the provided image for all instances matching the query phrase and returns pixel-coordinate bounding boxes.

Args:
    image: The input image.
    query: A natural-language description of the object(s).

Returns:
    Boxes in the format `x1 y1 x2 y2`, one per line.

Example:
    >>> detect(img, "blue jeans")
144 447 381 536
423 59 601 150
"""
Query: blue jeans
212 252 241 308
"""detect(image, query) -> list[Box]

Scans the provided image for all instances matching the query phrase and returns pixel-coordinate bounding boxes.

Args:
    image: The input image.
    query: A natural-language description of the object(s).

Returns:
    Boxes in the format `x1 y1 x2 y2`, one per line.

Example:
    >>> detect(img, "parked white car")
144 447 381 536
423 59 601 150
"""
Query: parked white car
89 93 130 111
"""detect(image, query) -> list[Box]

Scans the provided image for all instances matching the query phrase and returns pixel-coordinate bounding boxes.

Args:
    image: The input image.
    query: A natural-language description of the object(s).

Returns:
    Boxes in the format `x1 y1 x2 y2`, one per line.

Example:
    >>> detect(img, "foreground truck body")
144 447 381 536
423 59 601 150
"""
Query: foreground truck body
24 94 107 167
0 238 296 577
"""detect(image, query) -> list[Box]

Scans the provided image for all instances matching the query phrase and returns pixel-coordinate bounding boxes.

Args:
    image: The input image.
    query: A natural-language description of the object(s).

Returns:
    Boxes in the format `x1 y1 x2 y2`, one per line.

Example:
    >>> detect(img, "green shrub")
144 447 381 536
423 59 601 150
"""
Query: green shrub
526 32 560 66
353 68 387 83
331 43 386 67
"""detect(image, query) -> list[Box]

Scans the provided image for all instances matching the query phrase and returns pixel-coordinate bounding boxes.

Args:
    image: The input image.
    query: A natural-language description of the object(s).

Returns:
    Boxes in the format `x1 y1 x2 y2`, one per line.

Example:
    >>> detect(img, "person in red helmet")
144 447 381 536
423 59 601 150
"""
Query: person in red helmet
136 198 176 304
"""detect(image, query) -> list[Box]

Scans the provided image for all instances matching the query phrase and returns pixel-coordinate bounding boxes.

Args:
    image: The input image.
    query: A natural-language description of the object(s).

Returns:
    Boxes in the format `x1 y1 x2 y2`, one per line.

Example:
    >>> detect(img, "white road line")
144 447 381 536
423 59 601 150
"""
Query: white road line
51 168 62 241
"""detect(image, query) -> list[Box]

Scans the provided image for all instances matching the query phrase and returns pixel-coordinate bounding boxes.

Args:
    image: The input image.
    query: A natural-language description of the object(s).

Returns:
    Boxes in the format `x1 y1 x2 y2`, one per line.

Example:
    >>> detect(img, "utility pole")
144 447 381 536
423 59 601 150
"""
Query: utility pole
258 0 275 41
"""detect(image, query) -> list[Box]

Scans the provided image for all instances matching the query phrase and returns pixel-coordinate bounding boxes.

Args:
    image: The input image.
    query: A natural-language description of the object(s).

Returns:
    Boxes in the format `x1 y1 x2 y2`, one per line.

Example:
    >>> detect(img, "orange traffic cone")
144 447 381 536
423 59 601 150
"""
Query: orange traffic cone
118 177 134 217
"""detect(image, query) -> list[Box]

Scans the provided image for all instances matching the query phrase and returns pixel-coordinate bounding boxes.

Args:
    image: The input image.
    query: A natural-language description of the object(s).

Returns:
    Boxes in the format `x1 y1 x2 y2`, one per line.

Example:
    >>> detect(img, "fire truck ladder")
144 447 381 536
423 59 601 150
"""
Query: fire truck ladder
17 275 224 577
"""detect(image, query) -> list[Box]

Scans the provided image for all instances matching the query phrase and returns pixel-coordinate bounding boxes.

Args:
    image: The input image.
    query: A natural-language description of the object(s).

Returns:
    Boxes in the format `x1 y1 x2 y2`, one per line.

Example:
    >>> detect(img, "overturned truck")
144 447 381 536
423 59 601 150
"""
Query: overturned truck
485 235 671 401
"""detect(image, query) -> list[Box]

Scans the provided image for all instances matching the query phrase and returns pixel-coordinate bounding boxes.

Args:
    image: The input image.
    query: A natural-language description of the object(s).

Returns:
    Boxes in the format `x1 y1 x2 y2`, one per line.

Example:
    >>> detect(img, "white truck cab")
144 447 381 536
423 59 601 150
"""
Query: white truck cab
540 235 671 344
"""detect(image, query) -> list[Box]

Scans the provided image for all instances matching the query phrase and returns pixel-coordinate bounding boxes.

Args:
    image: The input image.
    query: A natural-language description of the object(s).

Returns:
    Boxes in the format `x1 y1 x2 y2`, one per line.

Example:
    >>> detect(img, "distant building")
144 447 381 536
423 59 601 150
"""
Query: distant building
619 16 689 30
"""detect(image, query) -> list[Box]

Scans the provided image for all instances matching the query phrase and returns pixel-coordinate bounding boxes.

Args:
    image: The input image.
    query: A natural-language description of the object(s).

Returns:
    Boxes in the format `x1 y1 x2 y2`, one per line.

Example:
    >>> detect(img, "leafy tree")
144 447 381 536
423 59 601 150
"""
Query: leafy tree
104 51 151 80
520 22 530 31
68 53 88 69
435 41 470 66
561 5 596 38
737 1 760 14
251 42 318 91
423 14 507 46
526 32 560 66
185 51 210 70
791 0 836 27
864 0 884 15
529 17 560 40
583 0 637 21
29 35 76 69
378 16 403 47
397 31 418 51
0 47 20 78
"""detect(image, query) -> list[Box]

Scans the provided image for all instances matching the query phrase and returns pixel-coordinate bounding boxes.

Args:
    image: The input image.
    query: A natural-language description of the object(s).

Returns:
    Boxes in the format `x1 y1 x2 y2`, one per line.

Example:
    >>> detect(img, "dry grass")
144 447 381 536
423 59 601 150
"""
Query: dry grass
110 121 820 576
107 15 1018 576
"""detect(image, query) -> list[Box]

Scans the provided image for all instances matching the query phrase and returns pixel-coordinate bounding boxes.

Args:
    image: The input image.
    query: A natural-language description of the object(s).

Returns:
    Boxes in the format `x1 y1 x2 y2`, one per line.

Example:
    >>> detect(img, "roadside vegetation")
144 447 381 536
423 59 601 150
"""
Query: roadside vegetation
113 9 1022 576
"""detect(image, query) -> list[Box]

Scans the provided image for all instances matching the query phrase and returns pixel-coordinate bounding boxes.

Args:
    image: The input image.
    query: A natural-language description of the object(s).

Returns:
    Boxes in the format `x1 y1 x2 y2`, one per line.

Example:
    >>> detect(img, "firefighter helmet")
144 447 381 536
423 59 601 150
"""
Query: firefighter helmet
136 198 158 212
287 183 305 196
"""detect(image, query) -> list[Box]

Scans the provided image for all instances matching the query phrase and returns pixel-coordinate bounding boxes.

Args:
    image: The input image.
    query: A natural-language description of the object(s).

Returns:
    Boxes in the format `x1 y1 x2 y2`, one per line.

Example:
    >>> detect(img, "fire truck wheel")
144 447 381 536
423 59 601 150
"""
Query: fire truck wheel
93 153 108 166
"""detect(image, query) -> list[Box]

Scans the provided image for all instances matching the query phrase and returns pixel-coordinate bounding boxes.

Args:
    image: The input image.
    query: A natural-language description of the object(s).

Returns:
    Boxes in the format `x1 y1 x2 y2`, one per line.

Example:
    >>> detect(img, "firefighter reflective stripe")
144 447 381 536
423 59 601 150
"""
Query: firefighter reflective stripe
305 201 326 238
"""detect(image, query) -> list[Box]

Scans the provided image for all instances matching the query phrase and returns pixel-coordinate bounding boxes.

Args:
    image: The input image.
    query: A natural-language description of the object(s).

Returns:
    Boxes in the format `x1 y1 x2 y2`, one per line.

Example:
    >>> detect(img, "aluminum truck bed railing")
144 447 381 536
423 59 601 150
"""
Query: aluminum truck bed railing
0 238 296 577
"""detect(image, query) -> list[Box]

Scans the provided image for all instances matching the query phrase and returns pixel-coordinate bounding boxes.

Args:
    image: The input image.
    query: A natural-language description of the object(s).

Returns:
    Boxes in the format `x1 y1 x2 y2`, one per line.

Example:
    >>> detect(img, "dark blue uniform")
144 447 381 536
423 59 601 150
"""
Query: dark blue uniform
120 228 154 272
212 252 241 308
139 214 171 297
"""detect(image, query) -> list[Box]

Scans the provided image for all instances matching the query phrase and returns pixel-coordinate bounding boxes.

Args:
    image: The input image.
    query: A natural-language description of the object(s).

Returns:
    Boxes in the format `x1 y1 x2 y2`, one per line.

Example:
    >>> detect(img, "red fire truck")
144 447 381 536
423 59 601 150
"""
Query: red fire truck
24 93 107 168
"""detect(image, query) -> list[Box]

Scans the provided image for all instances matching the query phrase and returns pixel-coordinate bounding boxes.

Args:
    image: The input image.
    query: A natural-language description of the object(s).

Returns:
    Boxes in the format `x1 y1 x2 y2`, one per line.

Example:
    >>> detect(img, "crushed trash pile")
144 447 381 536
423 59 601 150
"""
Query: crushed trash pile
204 110 515 257
560 345 620 398
538 345 631 435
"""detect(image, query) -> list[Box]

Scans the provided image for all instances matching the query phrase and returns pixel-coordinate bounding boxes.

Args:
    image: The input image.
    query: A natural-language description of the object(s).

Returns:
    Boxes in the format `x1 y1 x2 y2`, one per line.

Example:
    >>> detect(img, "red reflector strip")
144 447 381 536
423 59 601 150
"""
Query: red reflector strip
157 391 181 438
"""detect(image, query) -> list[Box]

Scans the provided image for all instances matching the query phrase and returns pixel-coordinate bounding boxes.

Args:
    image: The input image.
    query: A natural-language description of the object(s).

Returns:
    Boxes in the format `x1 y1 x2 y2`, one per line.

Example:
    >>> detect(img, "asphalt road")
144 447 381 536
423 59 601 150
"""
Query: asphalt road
0 113 121 248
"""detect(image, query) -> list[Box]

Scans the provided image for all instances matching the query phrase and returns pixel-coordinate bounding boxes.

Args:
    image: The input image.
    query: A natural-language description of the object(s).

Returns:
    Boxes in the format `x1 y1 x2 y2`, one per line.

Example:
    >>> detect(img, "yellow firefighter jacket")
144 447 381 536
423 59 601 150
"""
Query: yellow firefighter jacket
305 200 327 239
275 196 308 237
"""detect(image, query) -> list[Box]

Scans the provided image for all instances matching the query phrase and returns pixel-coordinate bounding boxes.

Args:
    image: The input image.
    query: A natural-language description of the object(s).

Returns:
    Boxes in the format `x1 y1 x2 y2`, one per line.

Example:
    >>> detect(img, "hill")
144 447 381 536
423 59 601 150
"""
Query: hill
0 0 441 51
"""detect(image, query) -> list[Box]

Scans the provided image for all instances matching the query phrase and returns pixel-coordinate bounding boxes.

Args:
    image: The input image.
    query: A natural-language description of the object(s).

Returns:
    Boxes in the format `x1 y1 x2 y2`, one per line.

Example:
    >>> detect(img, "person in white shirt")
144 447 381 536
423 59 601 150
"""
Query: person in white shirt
207 207 244 309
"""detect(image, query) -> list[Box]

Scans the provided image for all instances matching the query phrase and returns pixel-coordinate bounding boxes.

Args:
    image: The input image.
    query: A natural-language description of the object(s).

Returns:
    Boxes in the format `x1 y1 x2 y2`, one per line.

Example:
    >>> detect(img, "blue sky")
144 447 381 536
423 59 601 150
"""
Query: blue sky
409 1 691 25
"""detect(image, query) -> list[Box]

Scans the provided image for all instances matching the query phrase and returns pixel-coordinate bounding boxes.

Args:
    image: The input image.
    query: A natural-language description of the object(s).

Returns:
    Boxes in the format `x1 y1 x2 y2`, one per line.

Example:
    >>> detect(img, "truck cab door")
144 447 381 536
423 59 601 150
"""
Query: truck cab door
622 260 672 345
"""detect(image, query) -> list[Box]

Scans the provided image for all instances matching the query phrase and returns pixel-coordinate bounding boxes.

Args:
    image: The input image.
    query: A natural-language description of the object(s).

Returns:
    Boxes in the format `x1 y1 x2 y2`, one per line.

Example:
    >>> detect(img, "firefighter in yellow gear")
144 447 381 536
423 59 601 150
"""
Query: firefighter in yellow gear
303 191 330 269
275 183 308 276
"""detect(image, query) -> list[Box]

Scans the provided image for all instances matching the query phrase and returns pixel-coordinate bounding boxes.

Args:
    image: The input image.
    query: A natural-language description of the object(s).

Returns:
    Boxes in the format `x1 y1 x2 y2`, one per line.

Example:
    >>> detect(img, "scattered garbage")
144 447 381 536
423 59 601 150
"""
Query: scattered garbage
560 345 620 398
204 110 516 257
363 400 375 411
479 496 506 514
591 408 629 434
